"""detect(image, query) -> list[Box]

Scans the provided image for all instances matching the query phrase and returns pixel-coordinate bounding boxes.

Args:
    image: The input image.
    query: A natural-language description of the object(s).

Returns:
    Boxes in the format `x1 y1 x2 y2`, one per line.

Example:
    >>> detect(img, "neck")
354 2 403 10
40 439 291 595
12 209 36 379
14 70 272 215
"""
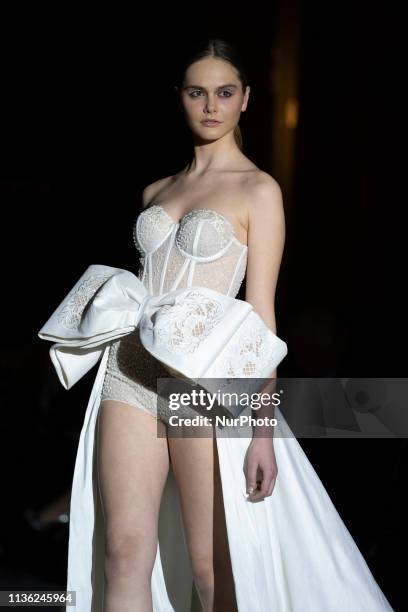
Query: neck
184 132 242 176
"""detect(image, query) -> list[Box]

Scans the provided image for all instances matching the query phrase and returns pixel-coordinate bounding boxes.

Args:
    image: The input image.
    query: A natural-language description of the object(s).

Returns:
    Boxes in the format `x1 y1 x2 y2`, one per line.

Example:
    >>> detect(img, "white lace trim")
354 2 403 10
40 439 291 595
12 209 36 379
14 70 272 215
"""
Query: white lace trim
153 290 225 354
57 273 112 330
217 317 276 378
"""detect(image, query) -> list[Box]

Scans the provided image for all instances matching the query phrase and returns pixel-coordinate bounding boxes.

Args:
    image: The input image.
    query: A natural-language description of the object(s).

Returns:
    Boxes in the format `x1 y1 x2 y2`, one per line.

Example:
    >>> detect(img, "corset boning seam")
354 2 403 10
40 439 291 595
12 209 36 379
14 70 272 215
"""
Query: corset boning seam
140 260 146 285
192 219 204 257
170 258 190 292
227 247 247 296
159 227 177 295
187 258 196 287
186 221 204 286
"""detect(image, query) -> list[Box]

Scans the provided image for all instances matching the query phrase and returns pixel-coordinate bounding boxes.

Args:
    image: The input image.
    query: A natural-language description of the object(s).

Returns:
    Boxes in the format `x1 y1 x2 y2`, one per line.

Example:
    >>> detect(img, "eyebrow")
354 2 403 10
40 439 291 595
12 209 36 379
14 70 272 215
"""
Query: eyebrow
182 83 238 91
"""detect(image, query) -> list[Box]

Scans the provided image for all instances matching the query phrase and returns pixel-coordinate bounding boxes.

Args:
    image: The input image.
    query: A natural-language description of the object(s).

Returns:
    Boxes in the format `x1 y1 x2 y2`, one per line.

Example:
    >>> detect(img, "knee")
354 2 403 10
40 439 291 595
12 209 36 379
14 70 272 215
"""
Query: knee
191 557 214 594
104 530 155 583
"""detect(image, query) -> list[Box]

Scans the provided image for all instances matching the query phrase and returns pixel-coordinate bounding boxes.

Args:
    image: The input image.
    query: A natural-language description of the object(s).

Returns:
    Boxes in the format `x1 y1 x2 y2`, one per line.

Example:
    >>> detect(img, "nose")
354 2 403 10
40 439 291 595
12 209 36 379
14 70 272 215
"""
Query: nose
204 94 217 115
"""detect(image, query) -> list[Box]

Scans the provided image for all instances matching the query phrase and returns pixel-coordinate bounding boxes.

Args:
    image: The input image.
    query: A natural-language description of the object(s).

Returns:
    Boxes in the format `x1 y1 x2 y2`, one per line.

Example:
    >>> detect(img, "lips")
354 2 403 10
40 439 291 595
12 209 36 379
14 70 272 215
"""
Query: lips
201 120 222 125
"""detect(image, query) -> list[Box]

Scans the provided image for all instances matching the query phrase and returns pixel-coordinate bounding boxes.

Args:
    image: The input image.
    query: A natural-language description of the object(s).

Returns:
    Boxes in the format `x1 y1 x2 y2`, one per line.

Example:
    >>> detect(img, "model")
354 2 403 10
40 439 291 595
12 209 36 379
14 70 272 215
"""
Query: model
38 38 394 612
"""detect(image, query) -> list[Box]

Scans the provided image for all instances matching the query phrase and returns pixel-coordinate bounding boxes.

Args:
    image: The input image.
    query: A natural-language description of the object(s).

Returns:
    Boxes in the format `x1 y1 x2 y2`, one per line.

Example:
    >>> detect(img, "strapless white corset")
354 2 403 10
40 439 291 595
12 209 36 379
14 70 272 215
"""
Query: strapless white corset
132 204 248 297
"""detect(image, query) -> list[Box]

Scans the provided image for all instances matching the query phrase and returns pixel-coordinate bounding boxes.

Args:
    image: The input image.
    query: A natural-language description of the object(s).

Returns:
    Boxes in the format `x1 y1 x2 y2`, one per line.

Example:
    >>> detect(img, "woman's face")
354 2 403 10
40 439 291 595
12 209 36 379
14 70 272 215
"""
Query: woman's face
176 57 250 142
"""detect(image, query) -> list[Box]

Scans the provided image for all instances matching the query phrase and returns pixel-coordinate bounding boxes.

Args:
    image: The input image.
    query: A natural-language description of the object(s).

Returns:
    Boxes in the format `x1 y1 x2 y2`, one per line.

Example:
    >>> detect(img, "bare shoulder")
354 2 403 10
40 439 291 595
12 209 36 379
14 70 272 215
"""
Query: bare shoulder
141 175 174 209
243 171 286 321
244 170 284 215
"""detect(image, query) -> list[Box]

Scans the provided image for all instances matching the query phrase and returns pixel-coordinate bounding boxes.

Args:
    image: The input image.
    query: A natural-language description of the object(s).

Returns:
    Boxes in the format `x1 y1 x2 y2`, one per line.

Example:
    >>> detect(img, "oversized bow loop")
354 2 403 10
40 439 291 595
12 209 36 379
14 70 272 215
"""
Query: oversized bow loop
37 264 159 389
38 264 288 394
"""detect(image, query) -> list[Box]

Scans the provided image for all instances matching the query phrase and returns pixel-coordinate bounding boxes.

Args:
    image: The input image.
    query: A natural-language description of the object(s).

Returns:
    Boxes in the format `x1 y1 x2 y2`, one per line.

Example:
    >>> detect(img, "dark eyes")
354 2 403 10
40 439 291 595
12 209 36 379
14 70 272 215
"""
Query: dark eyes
188 90 233 98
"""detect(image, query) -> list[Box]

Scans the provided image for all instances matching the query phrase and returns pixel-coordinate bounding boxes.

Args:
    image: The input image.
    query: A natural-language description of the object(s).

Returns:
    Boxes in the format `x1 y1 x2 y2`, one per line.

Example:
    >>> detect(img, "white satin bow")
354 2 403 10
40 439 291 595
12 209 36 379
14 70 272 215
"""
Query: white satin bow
38 264 288 393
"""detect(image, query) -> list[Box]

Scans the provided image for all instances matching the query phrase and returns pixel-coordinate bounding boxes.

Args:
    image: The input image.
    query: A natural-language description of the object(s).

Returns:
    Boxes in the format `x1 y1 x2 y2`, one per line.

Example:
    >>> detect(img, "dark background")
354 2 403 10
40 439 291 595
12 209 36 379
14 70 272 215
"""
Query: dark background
0 2 405 610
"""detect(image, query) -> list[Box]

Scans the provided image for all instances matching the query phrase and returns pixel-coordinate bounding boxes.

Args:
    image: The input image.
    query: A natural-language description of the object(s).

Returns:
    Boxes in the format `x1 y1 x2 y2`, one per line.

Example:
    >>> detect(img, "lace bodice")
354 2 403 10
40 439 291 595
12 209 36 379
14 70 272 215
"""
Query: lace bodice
133 204 248 298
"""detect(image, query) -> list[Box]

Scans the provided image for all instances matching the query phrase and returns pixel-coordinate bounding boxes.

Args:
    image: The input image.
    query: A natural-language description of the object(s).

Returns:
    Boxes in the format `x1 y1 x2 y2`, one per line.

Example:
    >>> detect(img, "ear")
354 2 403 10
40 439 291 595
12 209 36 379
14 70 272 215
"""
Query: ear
241 85 250 112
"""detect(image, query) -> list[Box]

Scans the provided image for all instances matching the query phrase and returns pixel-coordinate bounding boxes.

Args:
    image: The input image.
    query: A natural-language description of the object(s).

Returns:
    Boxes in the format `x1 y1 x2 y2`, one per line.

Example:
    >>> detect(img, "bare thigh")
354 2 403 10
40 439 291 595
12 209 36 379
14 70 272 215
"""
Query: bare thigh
97 400 170 571
167 426 237 608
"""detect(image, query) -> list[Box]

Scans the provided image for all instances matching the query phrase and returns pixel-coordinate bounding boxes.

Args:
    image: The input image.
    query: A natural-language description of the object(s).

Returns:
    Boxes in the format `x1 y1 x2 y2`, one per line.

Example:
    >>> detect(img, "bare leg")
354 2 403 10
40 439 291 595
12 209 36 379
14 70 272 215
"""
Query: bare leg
168 426 238 612
97 400 169 612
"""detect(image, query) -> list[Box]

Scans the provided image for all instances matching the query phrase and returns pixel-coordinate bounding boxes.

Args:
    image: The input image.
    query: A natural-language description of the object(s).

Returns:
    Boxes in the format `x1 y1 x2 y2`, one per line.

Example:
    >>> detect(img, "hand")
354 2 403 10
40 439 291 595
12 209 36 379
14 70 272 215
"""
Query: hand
243 438 278 502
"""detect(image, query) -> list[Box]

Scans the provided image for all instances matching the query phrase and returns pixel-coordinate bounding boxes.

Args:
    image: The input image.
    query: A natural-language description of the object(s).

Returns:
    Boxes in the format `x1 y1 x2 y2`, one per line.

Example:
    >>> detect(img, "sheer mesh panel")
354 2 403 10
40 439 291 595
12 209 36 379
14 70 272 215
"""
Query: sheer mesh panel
191 242 246 296
161 245 189 293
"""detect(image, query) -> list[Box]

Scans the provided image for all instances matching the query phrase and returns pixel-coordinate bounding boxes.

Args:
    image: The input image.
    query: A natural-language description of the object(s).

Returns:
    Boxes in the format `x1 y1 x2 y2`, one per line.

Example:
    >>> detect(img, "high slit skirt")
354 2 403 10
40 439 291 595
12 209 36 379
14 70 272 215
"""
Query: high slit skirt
67 343 394 611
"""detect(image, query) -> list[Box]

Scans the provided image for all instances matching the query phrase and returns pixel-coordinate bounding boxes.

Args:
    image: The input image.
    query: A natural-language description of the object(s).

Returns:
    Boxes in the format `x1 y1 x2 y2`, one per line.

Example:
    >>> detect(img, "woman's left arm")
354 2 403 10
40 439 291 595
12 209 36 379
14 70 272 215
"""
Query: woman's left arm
243 174 286 502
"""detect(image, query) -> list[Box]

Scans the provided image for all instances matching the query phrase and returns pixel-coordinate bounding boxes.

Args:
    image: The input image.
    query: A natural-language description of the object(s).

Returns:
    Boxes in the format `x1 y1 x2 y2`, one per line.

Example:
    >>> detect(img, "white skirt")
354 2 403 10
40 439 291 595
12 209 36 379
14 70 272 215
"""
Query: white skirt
66 345 394 611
